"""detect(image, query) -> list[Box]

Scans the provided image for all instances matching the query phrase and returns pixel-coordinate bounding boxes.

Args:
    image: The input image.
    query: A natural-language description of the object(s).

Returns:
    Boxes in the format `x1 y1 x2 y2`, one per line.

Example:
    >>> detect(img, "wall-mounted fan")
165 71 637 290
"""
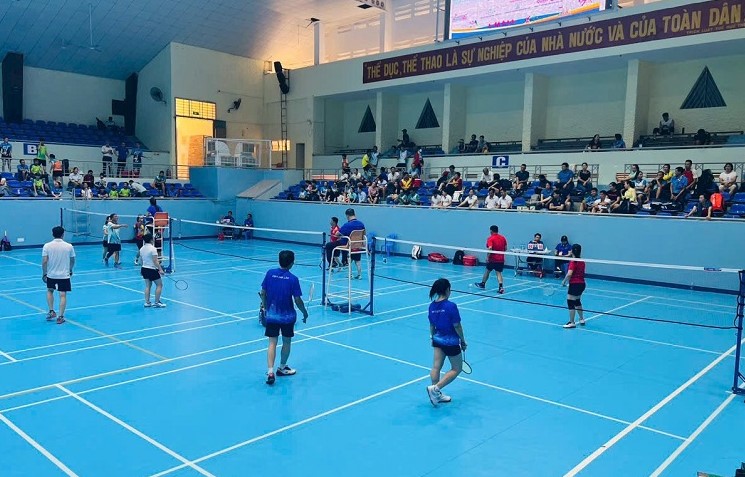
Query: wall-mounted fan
227 98 242 113
150 87 167 105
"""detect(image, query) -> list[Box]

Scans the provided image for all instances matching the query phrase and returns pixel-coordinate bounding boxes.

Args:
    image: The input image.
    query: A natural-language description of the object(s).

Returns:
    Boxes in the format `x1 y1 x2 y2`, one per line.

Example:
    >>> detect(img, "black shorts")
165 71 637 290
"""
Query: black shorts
568 283 586 297
46 278 71 292
141 267 161 281
102 239 108 247
107 243 121 253
432 341 462 357
486 262 504 272
265 322 295 338
52 171 63 178
350 251 362 262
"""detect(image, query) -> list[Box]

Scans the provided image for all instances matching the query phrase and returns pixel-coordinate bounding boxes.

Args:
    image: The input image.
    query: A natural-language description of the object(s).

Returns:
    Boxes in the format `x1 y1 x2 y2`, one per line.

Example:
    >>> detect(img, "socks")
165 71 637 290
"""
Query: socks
267 367 273 374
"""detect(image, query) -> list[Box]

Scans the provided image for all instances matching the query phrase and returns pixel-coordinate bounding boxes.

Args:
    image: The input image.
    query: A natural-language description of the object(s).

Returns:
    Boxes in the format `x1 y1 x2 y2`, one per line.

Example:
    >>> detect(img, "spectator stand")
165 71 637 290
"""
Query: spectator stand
622 162 745 185
532 136 616 152
637 130 744 148
0 117 144 148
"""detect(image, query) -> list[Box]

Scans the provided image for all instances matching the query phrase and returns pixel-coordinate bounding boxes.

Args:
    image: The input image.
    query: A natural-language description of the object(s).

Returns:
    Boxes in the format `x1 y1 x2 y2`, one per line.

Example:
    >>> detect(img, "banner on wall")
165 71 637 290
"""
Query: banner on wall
492 155 509 168
363 0 744 83
23 144 38 155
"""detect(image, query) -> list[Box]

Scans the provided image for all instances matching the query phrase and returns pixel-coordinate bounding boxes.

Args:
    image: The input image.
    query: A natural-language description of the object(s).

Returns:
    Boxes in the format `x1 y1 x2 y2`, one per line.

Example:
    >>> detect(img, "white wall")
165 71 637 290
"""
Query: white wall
398 91 443 146
342 99 376 149
646 55 745 134
136 44 173 153
544 68 627 139
465 81 524 143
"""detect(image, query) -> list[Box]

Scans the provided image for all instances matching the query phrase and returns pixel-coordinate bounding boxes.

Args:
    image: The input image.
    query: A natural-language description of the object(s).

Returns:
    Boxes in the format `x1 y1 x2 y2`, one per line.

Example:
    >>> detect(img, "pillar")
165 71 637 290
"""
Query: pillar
442 83 466 154
522 73 548 152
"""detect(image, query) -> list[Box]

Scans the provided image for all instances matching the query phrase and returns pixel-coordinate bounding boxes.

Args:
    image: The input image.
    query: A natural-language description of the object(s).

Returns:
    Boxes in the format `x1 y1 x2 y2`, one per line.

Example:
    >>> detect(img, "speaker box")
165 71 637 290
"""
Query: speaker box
274 61 290 94
213 120 227 138
2 53 24 123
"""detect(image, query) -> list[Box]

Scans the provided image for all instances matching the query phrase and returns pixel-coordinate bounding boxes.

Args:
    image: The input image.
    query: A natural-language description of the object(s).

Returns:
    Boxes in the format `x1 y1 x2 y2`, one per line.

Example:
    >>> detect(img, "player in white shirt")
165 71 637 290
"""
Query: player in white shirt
497 190 513 209
484 190 499 209
139 233 166 308
41 226 75 324
719 162 738 197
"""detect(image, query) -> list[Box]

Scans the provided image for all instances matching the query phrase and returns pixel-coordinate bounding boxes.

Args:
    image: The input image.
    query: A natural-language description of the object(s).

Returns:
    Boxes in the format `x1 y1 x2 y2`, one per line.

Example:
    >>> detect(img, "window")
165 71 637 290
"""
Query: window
175 98 216 120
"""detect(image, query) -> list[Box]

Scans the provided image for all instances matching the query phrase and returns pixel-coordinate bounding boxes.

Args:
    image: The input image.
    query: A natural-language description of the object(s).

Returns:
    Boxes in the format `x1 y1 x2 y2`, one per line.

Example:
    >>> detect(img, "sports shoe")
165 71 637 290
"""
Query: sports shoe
473 282 485 289
579 319 586 326
134 259 139 265
426 385 441 407
563 322 576 329
144 302 152 308
266 372 275 385
498 286 505 294
114 262 122 269
56 316 65 325
354 274 361 280
276 365 296 376
153 302 167 308
438 393 452 403
104 257 109 267
46 310 57 322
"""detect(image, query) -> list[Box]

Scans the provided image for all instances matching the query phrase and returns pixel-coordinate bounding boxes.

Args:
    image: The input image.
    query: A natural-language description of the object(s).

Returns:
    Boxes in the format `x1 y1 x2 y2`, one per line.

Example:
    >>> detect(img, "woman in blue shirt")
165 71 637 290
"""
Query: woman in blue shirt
426 278 467 407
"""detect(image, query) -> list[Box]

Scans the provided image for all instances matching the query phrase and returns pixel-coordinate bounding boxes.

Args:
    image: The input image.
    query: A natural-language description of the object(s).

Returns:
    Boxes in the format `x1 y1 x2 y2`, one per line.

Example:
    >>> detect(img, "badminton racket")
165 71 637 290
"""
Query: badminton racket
164 273 188 290
257 292 266 327
461 350 473 375
307 283 315 303
541 283 558 296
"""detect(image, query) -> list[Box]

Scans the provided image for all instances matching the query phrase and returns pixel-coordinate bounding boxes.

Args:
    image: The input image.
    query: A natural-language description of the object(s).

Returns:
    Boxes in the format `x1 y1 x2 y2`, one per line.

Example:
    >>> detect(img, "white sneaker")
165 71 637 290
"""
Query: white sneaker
426 385 441 407
563 322 576 329
144 302 152 308
438 393 452 403
153 302 167 308
276 365 296 376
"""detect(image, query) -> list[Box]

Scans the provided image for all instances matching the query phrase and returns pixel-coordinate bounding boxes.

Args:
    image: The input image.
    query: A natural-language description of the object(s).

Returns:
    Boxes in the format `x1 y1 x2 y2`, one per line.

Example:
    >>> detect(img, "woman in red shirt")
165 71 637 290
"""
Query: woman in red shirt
560 244 585 329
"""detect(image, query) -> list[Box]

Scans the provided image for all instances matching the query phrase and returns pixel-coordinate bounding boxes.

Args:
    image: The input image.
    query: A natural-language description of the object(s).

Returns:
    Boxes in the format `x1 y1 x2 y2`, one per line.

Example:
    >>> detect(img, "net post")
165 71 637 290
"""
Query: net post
168 217 175 273
321 232 327 306
59 207 63 228
733 270 745 396
369 236 376 316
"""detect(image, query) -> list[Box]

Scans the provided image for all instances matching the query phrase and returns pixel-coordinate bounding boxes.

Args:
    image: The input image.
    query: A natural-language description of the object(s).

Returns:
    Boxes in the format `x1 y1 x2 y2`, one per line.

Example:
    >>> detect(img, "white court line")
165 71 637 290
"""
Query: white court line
649 391 740 477
0 350 17 362
55 385 216 477
460 307 738 359
148 375 431 477
0 299 144 322
0 254 41 267
562 337 745 477
300 333 686 442
0 411 78 476
584 296 650 322
588 286 733 310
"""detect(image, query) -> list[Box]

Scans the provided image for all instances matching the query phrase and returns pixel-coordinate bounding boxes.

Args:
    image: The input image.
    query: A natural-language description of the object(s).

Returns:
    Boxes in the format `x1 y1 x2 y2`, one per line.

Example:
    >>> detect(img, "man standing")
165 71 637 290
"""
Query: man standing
474 225 506 294
42 226 75 324
101 142 114 176
131 142 144 175
261 250 309 385
1 137 12 172
116 142 129 177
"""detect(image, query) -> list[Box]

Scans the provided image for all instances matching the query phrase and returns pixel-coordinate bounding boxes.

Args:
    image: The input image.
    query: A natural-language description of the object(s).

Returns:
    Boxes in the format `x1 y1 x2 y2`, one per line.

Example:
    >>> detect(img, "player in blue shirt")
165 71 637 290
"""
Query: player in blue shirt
260 250 309 385
426 278 467 407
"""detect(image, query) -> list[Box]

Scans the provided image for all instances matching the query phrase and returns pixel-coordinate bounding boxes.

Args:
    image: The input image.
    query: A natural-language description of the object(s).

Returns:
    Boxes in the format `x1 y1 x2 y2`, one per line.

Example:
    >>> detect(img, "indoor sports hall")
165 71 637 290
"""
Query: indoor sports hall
1 0 745 476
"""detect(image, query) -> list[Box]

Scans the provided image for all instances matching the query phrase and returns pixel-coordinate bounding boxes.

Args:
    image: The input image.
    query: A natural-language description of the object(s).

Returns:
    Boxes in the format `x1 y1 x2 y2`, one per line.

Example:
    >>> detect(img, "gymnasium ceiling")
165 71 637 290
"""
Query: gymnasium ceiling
0 0 379 79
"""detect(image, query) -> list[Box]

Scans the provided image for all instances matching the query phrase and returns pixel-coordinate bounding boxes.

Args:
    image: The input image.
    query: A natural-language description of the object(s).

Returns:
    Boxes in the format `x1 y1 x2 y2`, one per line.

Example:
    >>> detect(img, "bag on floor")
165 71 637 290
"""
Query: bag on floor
453 250 465 265
1 236 11 251
427 252 449 263
411 245 422 260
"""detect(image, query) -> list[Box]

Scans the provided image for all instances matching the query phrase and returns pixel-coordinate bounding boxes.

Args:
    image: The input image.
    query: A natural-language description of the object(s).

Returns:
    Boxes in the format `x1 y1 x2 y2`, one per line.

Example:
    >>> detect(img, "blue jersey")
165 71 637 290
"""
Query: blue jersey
555 242 572 256
262 268 302 325
339 218 365 245
428 300 461 347
557 169 574 184
0 141 11 156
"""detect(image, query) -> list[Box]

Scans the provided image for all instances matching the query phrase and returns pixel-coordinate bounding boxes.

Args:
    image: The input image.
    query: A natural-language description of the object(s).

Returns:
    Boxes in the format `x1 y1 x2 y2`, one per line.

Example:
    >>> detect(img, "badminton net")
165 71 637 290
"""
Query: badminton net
61 208 142 240
372 236 740 330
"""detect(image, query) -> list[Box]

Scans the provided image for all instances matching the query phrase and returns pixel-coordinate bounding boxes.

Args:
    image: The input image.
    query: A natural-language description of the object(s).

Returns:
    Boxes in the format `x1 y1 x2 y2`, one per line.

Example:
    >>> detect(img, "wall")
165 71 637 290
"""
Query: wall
544 68 628 139
342 98 376 149
237 199 745 292
188 167 303 201
398 91 443 146
136 44 173 154
465 81 525 143
646 55 745 134
0 198 225 248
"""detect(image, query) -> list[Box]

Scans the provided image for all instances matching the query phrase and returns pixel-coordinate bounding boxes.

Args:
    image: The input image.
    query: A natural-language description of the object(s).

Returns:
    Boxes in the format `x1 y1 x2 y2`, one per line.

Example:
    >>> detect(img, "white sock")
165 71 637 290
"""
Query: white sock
279 363 286 369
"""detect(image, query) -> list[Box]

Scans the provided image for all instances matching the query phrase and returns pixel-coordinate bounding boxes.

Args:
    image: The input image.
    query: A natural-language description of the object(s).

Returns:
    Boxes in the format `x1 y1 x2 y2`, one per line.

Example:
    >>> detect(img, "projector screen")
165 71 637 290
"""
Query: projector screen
447 0 612 39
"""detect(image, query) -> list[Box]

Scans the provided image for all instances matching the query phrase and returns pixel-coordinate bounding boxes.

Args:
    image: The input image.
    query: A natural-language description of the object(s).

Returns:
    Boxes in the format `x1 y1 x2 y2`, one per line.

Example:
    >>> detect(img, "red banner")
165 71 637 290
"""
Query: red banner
363 0 744 83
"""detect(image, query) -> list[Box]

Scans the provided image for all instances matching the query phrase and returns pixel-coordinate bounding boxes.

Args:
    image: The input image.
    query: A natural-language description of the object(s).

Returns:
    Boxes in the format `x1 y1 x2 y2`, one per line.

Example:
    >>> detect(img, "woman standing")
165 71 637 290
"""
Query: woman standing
561 244 586 329
133 216 146 265
426 278 467 407
102 215 112 263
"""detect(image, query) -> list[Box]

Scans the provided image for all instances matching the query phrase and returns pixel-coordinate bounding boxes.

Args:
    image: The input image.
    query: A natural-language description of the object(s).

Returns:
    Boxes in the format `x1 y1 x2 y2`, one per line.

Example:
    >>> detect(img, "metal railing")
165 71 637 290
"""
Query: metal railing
203 138 277 169
8 158 186 182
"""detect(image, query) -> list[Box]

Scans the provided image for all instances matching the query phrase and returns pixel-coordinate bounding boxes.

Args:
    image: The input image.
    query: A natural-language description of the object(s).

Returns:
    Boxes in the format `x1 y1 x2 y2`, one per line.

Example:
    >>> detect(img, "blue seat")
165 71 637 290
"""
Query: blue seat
732 193 745 204
728 204 745 216
513 198 527 207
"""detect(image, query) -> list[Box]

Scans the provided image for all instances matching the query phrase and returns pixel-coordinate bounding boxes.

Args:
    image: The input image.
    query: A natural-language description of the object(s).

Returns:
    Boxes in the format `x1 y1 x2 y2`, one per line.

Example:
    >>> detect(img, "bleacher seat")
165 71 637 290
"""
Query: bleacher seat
732 193 745 204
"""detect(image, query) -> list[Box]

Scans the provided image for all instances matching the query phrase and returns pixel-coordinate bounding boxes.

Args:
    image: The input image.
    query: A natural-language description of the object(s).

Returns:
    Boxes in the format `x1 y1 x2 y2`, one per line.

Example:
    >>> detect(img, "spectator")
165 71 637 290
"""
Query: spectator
611 180 637 213
325 183 339 203
367 181 380 204
32 176 52 197
575 162 592 193
435 170 449 190
441 192 453 208
153 170 167 196
101 142 114 176
131 142 144 175
108 184 120 199
513 164 530 195
30 159 46 181
661 163 673 181
397 129 414 151
388 167 401 184
36 138 49 166
631 169 647 204
443 172 463 197
484 189 498 209
648 171 670 202
68 167 84 190
83 170 95 189
591 190 611 213
361 150 372 173
466 134 479 153
719 163 738 197
497 189 513 209
606 181 622 203
116 142 129 176
456 139 466 154
683 159 701 195
356 183 367 203
96 185 108 199
0 137 11 172
669 167 689 205
411 148 423 177
534 181 554 209
612 133 626 149
49 154 64 184
0 178 10 197
586 134 602 151
16 159 29 181
430 189 443 208
119 182 131 198
554 235 572 276
548 190 567 211
106 116 116 131
95 173 108 189
686 193 712 220
580 188 599 212
398 188 419 206
80 183 93 200
655 112 675 135
371 146 379 167
556 162 574 196
478 135 489 153
693 128 711 145
486 173 502 193
695 169 715 197
129 180 147 197
478 168 492 190
458 188 478 209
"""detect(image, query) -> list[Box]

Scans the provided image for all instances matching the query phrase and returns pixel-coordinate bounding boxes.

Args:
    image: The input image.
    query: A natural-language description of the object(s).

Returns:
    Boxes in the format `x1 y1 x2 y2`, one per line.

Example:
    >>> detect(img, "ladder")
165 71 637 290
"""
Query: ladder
280 70 289 168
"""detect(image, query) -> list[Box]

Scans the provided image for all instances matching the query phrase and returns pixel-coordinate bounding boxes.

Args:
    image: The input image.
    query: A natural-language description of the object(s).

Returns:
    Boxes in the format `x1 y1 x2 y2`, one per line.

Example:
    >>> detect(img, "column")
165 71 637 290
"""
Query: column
442 83 466 154
380 11 394 53
376 91 399 151
314 22 326 65
623 59 651 146
522 73 548 152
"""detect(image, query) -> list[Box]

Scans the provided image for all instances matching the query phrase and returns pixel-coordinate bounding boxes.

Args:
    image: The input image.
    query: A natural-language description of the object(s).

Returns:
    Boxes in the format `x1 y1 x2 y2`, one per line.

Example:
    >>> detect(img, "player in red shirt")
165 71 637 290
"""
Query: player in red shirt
475 225 506 294
560 244 585 329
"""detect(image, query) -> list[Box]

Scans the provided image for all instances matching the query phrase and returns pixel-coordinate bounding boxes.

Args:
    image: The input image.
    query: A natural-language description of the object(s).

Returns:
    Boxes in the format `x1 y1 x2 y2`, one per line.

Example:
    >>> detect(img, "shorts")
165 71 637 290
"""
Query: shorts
102 239 108 247
52 171 63 178
486 262 504 272
350 251 362 262
432 341 462 357
46 278 71 292
107 243 122 253
568 283 586 297
265 322 295 338
141 267 161 281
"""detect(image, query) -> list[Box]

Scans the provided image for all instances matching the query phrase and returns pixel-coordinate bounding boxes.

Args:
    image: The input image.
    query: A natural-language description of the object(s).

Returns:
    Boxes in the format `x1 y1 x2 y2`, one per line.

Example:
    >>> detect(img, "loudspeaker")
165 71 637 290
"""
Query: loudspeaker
274 61 290 94
213 120 227 138
2 52 24 123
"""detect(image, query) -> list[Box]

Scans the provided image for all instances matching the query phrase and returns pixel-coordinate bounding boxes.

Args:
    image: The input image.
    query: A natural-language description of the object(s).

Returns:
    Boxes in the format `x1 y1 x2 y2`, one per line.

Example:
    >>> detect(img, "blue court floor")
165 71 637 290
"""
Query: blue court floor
0 238 743 477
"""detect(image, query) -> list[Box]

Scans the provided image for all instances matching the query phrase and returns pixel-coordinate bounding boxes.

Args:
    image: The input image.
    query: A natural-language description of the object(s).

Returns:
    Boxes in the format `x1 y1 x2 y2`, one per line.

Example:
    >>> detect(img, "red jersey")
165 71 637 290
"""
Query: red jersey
568 260 586 284
486 234 507 263
330 225 341 241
